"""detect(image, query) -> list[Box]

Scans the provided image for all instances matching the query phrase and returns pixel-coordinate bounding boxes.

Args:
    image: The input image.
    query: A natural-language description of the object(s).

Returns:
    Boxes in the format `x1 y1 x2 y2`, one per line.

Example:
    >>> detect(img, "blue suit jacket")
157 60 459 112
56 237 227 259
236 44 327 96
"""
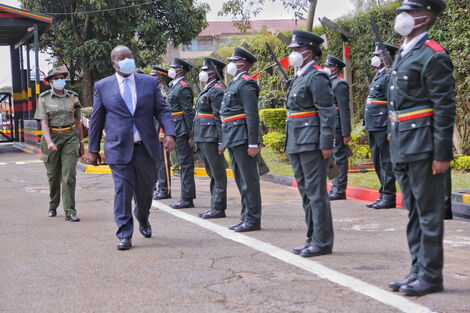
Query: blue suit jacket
88 73 176 164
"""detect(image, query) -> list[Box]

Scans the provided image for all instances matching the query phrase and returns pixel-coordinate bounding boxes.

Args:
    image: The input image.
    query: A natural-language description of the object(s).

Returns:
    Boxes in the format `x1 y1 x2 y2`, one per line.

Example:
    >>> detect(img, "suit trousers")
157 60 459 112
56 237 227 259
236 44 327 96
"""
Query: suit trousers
155 140 171 195
228 144 262 225
393 159 444 283
175 135 196 201
197 142 227 211
289 150 334 249
331 130 349 195
368 130 396 201
109 145 156 239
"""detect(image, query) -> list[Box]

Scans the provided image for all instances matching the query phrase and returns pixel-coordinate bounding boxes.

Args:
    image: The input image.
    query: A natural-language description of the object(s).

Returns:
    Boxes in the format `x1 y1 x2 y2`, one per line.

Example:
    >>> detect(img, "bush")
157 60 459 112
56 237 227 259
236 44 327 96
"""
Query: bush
451 155 470 171
259 108 287 133
81 107 92 119
258 90 286 109
262 131 285 153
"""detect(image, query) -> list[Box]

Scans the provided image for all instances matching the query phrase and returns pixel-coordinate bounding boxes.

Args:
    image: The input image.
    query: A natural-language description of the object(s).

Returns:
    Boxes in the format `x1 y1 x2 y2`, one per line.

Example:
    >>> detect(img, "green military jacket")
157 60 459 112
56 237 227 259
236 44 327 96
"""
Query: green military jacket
365 68 389 132
285 63 336 154
34 89 82 126
166 78 194 138
388 34 455 163
220 72 260 148
193 80 224 143
331 75 351 137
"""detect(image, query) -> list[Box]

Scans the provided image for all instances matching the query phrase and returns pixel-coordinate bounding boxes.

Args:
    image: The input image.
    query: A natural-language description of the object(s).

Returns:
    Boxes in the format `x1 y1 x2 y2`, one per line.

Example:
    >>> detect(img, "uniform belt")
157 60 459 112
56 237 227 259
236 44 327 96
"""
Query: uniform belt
287 111 318 119
171 111 184 117
389 105 434 123
222 114 246 123
367 98 388 105
50 124 76 133
196 113 214 118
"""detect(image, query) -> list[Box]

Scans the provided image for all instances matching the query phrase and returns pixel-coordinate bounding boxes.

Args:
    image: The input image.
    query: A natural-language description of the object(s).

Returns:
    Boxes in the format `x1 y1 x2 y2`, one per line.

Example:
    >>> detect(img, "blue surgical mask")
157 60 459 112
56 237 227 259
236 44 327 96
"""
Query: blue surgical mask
52 79 66 90
118 58 136 75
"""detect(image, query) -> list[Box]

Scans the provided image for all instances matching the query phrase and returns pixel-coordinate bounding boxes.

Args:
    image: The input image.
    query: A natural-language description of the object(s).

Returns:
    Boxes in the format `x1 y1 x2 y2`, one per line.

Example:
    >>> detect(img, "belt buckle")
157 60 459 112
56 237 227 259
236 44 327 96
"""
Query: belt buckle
57 126 63 133
390 111 398 123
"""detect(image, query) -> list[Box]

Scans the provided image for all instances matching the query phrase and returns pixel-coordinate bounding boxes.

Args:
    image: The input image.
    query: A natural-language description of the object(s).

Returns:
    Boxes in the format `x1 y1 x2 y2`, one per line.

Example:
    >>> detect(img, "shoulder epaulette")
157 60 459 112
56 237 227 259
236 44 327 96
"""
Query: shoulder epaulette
242 75 253 80
180 81 188 86
214 83 222 88
424 40 445 52
39 90 51 97
337 75 345 80
313 64 324 70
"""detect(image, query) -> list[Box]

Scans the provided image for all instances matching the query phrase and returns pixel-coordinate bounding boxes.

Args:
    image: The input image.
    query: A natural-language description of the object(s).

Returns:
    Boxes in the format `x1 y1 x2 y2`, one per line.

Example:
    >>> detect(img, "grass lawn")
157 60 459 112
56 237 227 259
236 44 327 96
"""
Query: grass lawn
261 147 470 192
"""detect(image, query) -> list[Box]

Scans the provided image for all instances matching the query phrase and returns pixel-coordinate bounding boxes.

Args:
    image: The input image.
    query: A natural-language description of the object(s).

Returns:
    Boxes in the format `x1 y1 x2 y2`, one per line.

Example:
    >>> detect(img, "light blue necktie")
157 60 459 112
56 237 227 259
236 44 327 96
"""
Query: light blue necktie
122 78 137 133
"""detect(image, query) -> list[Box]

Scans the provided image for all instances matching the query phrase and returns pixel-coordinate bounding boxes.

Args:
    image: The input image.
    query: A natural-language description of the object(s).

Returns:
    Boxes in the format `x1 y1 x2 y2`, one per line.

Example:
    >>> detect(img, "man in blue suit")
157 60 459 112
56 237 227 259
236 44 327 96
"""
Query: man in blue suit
88 45 176 250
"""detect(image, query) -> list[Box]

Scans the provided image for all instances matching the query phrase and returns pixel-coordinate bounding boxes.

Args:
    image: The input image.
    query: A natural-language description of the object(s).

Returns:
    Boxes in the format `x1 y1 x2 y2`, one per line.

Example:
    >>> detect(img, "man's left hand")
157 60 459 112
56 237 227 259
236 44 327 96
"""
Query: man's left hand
343 136 352 145
432 160 450 175
247 147 260 157
163 136 175 152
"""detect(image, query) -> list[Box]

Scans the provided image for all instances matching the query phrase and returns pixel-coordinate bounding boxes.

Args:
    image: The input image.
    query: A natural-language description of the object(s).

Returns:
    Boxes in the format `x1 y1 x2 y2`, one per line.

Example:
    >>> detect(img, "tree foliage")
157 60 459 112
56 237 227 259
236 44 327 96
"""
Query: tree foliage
19 0 208 106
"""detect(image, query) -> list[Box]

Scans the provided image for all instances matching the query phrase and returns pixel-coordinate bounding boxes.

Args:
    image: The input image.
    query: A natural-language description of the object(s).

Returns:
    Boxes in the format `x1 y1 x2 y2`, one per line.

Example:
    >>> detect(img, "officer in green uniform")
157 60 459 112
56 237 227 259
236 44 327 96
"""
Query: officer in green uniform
365 43 399 209
324 55 351 200
166 58 196 209
221 47 262 232
34 68 84 221
193 58 227 219
151 66 172 200
387 0 455 296
286 30 336 257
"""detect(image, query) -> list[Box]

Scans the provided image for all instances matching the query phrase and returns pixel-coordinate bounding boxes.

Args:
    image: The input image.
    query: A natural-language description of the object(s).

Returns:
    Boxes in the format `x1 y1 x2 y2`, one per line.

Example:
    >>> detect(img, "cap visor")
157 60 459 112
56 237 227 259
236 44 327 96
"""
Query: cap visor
287 43 303 48
227 56 243 61
397 3 423 11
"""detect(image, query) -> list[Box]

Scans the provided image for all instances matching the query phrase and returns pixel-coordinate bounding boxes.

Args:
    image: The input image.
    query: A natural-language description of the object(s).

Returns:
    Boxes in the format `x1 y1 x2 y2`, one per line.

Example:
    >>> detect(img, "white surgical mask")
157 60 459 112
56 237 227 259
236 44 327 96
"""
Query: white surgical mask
118 58 135 75
226 62 238 76
168 68 177 79
323 67 332 77
288 50 309 68
371 56 382 68
393 12 427 37
199 71 209 83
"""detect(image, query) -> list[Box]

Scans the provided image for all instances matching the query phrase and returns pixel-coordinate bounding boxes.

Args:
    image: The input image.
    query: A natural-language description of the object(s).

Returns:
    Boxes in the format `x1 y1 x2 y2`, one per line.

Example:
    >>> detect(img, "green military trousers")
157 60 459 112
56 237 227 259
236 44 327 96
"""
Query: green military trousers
331 129 349 195
40 128 79 216
289 150 334 250
175 134 196 201
197 142 227 211
228 144 262 225
393 159 445 284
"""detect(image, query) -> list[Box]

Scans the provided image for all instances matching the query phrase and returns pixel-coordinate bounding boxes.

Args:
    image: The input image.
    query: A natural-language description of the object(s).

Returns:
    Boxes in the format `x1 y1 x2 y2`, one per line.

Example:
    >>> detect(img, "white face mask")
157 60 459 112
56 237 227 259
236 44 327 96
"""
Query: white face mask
371 56 382 68
226 62 238 76
323 67 332 77
168 68 177 79
288 50 309 68
393 12 427 37
199 71 209 83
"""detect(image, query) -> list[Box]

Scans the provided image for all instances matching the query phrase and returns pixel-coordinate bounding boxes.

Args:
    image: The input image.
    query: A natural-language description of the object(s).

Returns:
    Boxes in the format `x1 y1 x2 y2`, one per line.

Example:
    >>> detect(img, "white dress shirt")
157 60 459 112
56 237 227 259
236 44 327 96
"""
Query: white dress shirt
401 32 428 57
115 73 141 142
171 77 184 87
297 60 316 77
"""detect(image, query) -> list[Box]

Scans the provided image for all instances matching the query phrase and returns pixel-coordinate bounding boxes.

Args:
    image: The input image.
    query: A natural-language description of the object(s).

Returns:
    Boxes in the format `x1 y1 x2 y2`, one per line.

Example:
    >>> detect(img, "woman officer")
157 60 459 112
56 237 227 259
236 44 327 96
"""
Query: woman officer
34 68 84 221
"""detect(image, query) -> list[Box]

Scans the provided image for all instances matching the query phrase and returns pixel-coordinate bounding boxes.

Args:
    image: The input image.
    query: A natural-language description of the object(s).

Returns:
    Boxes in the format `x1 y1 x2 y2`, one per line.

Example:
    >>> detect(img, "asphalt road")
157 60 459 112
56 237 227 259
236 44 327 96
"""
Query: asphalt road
0 143 469 313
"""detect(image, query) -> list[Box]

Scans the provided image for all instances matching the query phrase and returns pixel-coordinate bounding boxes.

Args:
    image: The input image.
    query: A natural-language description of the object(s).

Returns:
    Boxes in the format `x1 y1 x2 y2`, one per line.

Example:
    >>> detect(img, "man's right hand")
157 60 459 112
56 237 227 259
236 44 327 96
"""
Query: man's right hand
163 136 175 152
47 142 58 152
88 152 102 166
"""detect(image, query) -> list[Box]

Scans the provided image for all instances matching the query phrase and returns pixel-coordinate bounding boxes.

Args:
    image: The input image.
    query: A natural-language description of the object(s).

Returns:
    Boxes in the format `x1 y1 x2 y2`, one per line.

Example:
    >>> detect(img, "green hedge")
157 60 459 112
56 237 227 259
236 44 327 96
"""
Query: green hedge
259 90 287 109
451 155 470 171
259 108 287 133
262 131 285 153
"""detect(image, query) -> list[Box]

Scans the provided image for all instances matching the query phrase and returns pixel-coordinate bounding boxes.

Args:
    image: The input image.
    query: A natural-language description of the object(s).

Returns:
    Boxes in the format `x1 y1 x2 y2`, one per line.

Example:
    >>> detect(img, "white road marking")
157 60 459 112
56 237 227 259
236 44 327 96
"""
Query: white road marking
153 200 436 313
0 162 6 165
0 160 42 165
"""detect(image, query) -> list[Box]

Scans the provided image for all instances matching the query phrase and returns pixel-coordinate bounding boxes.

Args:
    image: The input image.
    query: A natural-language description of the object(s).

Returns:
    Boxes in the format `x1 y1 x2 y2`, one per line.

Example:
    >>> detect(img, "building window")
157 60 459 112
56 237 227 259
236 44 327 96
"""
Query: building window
182 38 213 51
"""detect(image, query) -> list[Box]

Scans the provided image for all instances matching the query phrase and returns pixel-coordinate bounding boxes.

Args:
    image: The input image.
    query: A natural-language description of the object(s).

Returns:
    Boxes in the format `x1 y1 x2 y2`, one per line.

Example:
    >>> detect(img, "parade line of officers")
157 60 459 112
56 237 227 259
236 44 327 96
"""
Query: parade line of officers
36 0 454 298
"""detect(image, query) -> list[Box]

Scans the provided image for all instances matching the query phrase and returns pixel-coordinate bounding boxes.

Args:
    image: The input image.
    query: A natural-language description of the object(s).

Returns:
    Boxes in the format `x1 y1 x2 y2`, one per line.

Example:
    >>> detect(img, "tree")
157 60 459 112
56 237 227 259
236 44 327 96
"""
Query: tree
19 0 208 107
219 0 310 32
352 0 394 12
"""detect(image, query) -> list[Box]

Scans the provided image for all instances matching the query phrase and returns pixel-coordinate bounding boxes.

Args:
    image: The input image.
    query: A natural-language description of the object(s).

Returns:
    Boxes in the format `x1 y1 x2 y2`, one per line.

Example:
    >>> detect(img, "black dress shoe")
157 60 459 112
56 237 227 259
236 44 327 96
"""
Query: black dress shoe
153 192 171 200
48 210 57 217
300 245 332 257
329 193 346 201
198 209 210 217
65 214 80 222
139 224 152 238
200 209 226 219
389 272 418 291
372 200 396 209
228 221 243 230
117 238 132 250
366 198 381 208
399 278 443 296
234 222 261 232
170 200 194 209
292 243 311 255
